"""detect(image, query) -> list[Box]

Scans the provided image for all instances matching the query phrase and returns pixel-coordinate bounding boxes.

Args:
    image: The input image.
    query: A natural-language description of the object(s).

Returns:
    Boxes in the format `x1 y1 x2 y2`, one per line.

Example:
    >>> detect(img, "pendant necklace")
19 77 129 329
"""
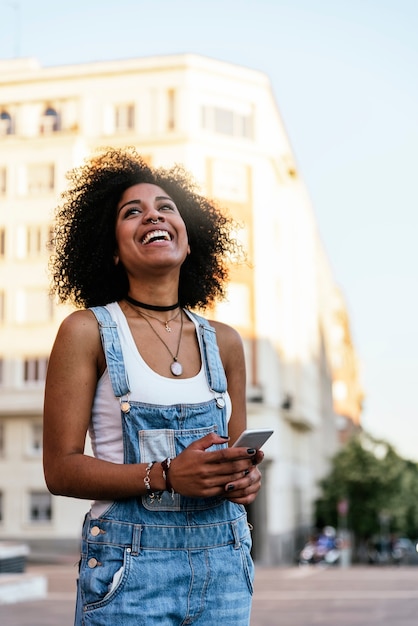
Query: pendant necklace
125 300 181 332
136 307 184 376
138 307 181 332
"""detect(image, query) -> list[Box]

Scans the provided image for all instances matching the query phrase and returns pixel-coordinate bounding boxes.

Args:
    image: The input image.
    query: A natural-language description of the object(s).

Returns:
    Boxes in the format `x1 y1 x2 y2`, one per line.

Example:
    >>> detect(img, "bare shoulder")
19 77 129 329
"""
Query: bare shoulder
206 319 244 358
58 308 99 336
53 309 102 356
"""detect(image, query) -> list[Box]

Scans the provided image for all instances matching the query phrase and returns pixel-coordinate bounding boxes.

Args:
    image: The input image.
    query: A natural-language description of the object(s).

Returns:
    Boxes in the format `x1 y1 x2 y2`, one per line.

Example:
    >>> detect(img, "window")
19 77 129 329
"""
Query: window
0 421 4 456
214 108 234 135
29 225 43 256
167 89 176 131
0 167 6 194
23 357 48 384
15 224 50 259
29 491 52 522
115 103 135 132
30 423 43 455
26 163 54 194
201 105 254 139
0 290 4 323
0 227 5 258
40 106 60 133
237 114 253 140
0 111 13 135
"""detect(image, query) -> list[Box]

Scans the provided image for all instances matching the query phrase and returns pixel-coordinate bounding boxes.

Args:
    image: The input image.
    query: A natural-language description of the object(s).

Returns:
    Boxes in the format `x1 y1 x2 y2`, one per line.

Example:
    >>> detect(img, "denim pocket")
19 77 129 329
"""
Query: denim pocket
138 425 222 512
80 543 131 611
138 428 180 511
138 428 177 462
239 534 255 595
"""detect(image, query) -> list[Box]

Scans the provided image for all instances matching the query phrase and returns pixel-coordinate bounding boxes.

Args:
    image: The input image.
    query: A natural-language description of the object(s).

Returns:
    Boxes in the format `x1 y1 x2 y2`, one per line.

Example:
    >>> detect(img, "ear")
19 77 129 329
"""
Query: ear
187 244 191 255
114 252 120 265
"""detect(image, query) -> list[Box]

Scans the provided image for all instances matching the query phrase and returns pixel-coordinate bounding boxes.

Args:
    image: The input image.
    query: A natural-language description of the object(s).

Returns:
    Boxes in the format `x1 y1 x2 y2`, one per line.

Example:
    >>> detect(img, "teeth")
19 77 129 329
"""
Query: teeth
142 230 171 245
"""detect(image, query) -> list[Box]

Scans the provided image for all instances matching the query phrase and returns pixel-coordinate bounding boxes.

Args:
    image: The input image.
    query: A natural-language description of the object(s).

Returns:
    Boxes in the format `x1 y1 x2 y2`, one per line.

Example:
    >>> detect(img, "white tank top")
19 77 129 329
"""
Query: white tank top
89 303 231 517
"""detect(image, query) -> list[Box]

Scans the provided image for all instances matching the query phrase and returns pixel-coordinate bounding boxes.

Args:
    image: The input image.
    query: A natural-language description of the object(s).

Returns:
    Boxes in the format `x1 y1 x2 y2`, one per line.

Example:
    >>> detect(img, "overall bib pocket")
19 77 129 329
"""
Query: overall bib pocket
138 426 225 511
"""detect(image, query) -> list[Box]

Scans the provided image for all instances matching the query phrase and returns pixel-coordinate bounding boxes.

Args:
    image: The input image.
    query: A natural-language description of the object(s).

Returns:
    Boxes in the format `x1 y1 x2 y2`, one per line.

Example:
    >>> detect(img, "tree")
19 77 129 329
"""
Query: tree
315 432 418 544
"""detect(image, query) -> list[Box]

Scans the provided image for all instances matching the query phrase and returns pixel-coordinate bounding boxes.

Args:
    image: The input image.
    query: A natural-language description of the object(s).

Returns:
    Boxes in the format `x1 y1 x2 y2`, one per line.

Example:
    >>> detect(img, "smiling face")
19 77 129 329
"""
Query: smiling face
114 183 190 280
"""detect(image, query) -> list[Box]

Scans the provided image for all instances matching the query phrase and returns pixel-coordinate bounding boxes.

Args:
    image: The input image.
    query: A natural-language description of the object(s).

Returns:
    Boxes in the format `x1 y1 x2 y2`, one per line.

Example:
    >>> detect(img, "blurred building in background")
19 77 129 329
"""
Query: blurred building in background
0 54 363 563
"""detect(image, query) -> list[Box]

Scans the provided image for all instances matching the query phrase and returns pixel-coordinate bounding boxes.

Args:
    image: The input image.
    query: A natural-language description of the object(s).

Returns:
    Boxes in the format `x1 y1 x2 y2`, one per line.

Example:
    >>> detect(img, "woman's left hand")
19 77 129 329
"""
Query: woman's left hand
224 450 263 505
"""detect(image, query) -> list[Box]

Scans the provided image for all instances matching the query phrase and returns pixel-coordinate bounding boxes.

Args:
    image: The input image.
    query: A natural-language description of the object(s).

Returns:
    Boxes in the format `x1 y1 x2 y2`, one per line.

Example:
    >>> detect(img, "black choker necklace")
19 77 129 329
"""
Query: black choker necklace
125 295 180 312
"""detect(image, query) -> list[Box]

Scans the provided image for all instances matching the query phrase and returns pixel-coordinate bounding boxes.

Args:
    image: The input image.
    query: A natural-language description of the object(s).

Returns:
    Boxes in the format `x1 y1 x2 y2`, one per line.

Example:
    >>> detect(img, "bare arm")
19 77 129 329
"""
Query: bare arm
43 309 154 500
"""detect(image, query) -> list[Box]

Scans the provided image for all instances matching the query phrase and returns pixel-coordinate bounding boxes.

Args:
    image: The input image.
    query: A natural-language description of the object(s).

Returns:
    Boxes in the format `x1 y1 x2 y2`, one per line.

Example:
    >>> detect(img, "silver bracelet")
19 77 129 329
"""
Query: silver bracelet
144 461 164 503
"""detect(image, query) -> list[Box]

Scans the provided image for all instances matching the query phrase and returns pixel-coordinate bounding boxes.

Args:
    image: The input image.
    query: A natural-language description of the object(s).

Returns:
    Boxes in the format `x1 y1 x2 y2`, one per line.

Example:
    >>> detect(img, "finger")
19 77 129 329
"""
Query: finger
187 432 229 452
233 447 264 464
207 446 258 466
252 449 264 465
224 467 261 493
225 480 261 503
227 493 258 505
198 461 252 486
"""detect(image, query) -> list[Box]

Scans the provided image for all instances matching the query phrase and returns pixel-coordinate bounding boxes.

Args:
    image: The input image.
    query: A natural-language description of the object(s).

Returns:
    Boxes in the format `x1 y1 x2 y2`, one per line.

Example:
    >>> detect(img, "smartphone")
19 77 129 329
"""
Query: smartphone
232 428 273 449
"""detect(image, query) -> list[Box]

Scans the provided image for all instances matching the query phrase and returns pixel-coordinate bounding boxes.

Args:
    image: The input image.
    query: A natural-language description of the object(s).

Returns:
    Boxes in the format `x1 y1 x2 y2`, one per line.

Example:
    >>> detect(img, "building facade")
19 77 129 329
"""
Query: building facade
0 54 362 563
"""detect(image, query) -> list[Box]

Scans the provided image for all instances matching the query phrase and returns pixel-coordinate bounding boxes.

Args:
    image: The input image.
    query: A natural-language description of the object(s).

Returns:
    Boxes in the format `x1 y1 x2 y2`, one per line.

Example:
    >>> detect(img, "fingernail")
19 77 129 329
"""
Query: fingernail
247 448 256 455
227 484 235 491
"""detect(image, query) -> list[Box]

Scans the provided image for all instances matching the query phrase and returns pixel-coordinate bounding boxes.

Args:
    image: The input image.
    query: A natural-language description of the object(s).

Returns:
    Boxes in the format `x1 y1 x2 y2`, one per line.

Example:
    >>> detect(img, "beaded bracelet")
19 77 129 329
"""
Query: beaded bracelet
144 459 175 503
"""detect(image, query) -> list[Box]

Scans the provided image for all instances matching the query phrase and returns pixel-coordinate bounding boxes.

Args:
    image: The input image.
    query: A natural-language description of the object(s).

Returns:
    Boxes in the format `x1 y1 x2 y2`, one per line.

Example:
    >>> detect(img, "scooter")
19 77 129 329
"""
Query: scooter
299 540 341 566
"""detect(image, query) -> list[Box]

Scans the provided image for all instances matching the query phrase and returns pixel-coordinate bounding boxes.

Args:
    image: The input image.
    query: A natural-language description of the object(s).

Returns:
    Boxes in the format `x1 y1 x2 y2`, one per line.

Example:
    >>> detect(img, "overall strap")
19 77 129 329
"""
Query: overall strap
90 306 130 399
185 311 227 395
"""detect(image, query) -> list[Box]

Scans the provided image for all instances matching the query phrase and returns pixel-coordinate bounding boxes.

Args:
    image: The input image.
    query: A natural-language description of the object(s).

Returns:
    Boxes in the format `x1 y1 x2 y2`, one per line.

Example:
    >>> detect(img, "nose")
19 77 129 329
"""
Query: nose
143 209 163 224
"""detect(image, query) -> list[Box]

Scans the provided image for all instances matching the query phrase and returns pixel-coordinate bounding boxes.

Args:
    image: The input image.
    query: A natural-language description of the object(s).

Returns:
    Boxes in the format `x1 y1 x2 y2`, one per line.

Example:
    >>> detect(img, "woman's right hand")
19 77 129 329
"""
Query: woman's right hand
167 433 258 498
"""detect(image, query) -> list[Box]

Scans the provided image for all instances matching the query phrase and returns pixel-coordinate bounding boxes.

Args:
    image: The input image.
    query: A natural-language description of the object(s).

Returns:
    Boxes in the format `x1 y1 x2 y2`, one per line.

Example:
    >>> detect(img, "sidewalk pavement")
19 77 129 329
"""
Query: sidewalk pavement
252 565 418 626
1 562 418 625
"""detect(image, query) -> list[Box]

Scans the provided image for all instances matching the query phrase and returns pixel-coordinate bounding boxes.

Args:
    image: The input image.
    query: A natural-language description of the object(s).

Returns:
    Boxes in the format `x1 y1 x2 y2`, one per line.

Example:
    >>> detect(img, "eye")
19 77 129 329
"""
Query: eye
159 203 177 213
123 206 141 218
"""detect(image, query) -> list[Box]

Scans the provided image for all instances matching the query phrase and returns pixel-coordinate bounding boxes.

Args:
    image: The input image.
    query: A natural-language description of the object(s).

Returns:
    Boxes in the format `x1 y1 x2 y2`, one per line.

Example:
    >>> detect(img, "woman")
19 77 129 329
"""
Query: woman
43 147 263 625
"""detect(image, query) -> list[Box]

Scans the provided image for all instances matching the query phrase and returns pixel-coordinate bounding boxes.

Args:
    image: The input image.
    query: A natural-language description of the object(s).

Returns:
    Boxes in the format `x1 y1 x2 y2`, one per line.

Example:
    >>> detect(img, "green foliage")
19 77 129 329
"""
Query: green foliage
315 432 418 541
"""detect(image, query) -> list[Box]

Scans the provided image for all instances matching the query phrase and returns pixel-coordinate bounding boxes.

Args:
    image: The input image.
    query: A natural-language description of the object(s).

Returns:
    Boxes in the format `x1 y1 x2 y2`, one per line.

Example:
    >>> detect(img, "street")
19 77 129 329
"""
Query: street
252 565 418 625
1 563 418 625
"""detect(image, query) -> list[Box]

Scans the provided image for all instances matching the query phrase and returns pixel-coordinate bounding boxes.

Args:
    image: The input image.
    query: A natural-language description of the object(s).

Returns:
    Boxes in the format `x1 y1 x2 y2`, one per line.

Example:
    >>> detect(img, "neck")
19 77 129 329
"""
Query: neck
125 294 179 312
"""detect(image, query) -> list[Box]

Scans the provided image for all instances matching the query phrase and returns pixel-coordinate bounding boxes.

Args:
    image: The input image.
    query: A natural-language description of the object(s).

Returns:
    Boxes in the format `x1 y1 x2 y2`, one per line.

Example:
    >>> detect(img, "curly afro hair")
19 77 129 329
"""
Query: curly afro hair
49 146 244 310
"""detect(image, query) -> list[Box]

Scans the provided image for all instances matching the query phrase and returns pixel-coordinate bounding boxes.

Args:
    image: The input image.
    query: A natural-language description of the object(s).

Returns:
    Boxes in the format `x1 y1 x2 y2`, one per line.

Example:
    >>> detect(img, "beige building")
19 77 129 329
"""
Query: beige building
0 54 362 563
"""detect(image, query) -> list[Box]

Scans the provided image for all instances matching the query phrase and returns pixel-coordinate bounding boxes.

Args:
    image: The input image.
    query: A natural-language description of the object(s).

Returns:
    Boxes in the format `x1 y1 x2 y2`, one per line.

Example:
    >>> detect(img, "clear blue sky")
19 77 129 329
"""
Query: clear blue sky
1 0 417 460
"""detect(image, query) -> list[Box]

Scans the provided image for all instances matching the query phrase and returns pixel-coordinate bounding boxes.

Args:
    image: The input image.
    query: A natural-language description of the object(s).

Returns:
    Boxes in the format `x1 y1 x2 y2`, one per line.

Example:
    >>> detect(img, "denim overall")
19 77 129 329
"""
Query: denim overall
74 306 254 626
